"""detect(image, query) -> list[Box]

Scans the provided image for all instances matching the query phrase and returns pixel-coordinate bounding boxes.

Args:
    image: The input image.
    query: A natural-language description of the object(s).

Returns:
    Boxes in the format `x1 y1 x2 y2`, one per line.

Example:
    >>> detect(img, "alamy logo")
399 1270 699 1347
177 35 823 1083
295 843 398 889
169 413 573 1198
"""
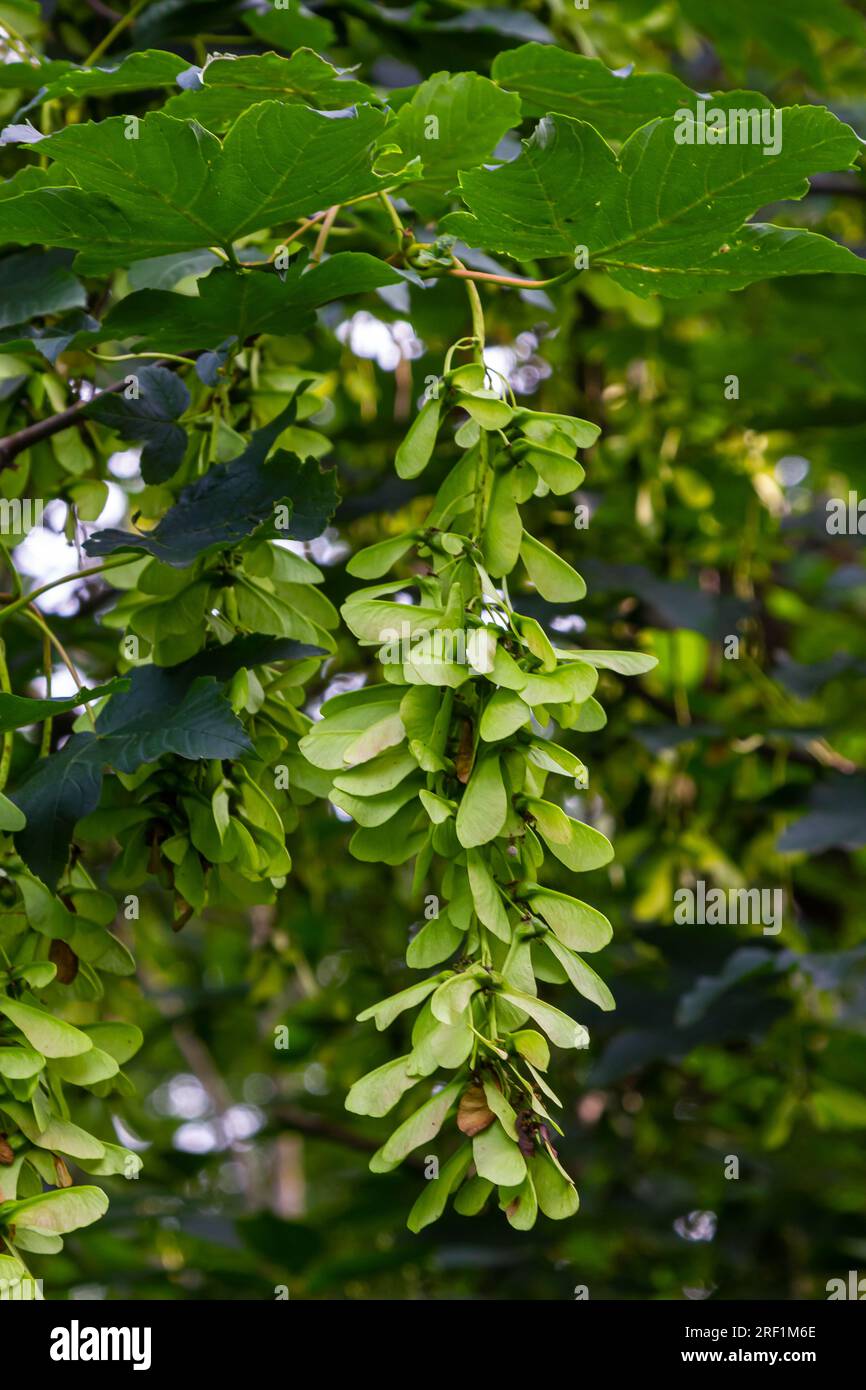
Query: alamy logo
826 1270 866 1299
826 492 866 534
0 497 44 534
49 1320 152 1371
674 99 782 155
674 881 783 935
379 622 494 673
0 1276 43 1299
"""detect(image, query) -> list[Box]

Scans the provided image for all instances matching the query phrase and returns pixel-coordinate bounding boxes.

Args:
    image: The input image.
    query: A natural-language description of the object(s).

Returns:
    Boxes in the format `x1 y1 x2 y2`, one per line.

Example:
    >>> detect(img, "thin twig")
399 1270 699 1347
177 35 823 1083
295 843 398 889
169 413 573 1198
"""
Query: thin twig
0 557 134 629
83 0 150 67
447 264 580 289
452 255 485 351
85 0 122 21
310 204 340 263
379 190 407 247
237 188 406 270
273 1103 424 1169
88 349 197 367
21 608 98 731
808 174 866 199
0 640 12 791
38 624 52 756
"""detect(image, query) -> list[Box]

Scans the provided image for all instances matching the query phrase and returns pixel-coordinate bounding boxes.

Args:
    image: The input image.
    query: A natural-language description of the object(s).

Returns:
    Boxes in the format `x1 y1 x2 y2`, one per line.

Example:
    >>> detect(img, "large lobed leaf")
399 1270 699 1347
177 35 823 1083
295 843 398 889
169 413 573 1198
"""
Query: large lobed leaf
0 248 85 330
7 49 186 108
0 104 393 271
0 678 128 732
162 50 377 129
86 365 190 484
98 253 412 353
492 42 697 141
444 106 866 295
381 71 521 214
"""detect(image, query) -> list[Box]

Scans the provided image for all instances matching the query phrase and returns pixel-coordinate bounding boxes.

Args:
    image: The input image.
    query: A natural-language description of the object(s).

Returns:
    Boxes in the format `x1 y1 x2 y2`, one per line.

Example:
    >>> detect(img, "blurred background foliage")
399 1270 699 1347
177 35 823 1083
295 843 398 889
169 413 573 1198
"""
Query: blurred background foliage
2 0 866 1300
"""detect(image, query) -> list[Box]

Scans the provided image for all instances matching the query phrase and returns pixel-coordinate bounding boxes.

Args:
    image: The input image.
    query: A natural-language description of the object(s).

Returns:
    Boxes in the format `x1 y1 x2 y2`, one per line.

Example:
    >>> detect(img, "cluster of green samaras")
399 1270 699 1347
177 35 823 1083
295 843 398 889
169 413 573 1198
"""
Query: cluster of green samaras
300 348 656 1230
0 863 143 1286
0 390 342 1274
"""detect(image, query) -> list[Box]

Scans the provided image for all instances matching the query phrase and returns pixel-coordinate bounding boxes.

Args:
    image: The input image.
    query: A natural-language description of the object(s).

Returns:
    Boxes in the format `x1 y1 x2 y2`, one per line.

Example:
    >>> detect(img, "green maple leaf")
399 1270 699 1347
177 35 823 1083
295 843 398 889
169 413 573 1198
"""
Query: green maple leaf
18 49 186 109
0 103 394 271
85 396 338 567
98 253 413 352
381 71 522 215
444 107 866 296
0 248 85 329
162 50 376 130
492 42 696 141
86 364 190 483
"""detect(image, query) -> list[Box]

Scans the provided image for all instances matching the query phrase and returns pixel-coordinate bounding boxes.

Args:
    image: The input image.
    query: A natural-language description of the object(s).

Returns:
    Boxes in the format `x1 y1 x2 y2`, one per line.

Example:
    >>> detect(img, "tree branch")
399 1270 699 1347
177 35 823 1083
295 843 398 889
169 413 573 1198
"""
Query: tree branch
84 0 122 20
273 1103 424 1170
0 379 127 472
808 173 866 199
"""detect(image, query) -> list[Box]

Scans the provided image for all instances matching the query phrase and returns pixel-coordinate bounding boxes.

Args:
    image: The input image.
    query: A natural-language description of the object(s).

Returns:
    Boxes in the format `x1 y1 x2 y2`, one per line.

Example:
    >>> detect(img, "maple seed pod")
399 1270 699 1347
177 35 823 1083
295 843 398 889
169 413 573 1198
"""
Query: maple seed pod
332 331 657 1232
49 940 79 986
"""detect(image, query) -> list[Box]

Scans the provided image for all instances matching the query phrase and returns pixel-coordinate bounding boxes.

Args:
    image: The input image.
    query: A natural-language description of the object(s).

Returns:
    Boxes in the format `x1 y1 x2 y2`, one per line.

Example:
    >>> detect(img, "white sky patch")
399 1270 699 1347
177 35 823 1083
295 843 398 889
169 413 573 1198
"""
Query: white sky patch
97 481 130 526
29 666 82 700
375 280 411 313
297 528 349 566
12 483 129 612
550 613 587 634
0 34 37 65
108 447 144 480
173 1121 219 1154
222 1104 263 1142
307 670 366 721
674 1210 718 1243
13 525 81 613
484 333 553 396
336 310 424 370
151 1073 211 1120
482 346 514 395
112 1115 150 1153
775 454 810 487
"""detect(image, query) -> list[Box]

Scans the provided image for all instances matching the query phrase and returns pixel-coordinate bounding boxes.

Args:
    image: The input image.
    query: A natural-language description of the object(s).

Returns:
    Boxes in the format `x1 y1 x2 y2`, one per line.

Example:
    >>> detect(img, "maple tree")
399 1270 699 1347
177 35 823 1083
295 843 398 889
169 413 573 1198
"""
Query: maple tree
0 0 864 1300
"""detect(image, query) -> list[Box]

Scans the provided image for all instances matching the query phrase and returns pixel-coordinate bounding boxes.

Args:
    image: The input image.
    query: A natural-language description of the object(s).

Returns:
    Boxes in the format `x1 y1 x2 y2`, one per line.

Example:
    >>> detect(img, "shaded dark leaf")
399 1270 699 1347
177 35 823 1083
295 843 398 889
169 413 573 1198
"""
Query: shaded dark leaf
86 365 190 484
